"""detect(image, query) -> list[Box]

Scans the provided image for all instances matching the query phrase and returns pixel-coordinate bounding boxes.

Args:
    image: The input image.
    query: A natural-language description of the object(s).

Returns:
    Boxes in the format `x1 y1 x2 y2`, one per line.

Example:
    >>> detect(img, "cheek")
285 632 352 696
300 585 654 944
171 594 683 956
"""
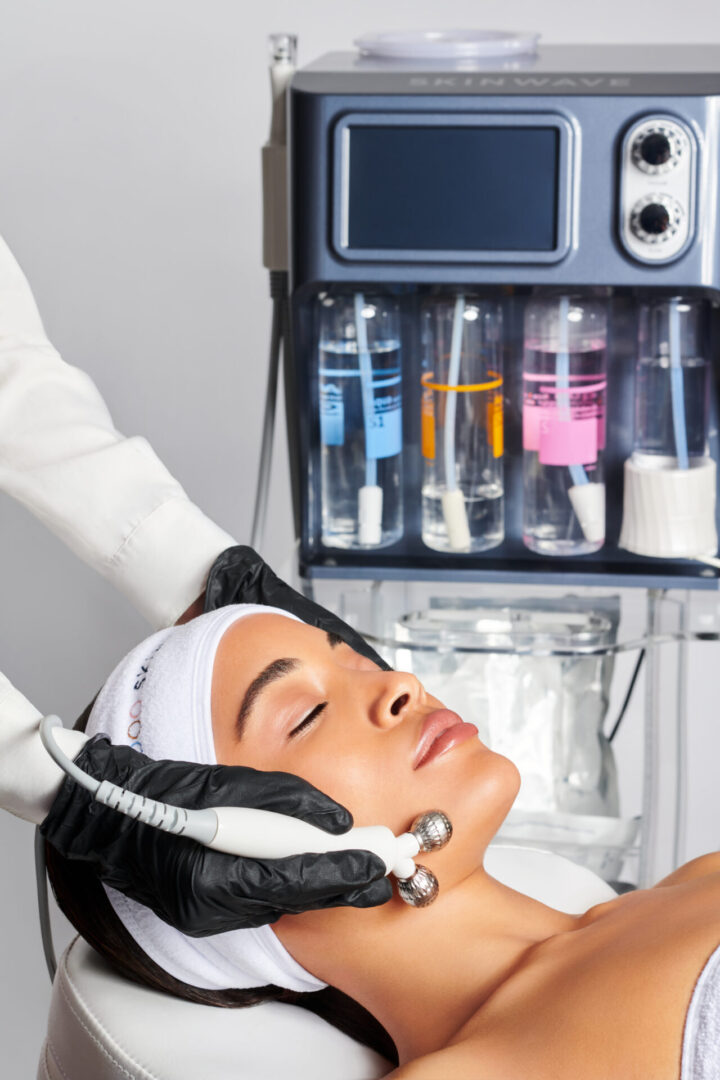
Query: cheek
292 741 521 847
222 733 520 847
220 732 398 828
289 739 406 831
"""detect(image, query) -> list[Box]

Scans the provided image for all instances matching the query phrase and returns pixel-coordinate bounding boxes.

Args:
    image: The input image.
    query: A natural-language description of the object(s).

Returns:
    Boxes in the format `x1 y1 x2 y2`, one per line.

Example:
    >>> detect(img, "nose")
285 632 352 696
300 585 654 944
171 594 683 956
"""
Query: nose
367 670 424 729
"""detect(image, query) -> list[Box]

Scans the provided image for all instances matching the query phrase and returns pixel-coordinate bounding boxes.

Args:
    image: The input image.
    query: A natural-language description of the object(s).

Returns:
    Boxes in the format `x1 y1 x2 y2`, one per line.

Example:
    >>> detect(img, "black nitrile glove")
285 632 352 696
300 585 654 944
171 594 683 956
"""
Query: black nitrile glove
203 545 391 671
41 734 392 936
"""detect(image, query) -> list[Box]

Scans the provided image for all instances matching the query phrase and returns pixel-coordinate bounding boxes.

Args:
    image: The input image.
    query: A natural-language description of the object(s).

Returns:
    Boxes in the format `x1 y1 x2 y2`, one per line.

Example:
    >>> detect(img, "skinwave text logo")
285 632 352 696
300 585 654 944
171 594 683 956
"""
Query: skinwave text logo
406 76 632 89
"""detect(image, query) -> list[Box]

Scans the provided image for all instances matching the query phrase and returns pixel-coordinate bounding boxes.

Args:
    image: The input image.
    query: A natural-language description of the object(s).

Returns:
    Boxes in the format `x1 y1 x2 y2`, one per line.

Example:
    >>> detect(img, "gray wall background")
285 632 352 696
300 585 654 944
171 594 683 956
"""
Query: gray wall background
2 1 720 1074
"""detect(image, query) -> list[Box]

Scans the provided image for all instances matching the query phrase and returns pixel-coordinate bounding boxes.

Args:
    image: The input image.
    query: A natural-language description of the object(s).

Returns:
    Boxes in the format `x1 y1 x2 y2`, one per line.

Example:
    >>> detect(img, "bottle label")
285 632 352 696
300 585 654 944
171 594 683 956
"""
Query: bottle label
320 381 345 446
365 373 402 460
487 392 504 459
523 374 606 466
421 386 436 459
320 370 402 457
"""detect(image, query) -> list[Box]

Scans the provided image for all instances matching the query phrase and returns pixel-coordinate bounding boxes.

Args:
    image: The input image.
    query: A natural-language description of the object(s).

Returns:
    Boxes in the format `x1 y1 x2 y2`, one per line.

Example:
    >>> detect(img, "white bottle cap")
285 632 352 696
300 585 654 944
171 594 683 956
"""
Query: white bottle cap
359 484 383 546
619 455 718 559
568 482 606 544
442 488 472 550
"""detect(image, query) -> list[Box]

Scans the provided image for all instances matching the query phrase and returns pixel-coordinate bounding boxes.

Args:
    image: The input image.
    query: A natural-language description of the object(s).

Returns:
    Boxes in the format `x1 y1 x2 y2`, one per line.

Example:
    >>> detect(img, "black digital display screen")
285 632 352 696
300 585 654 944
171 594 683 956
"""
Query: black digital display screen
346 125 559 252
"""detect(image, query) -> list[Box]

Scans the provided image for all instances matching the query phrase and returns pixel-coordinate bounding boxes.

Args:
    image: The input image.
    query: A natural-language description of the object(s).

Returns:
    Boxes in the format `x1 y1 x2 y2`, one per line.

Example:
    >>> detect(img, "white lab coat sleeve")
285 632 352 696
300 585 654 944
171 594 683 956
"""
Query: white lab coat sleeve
0 232 237 824
0 672 88 824
0 232 236 629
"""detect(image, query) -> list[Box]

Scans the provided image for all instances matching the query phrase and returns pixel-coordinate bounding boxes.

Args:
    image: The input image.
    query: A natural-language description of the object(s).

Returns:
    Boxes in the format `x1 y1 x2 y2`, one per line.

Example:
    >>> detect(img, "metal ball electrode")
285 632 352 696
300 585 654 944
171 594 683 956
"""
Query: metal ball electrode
411 809 453 852
395 810 453 907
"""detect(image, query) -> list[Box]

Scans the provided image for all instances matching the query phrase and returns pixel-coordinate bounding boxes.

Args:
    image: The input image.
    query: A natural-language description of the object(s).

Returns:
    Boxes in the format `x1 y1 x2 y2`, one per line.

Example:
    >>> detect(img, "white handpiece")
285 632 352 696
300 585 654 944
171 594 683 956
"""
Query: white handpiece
209 807 420 879
40 716 452 901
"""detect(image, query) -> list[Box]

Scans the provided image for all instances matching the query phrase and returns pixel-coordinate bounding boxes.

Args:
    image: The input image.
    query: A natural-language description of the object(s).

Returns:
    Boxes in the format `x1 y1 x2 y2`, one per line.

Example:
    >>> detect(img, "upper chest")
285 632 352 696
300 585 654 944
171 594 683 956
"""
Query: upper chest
458 878 720 1080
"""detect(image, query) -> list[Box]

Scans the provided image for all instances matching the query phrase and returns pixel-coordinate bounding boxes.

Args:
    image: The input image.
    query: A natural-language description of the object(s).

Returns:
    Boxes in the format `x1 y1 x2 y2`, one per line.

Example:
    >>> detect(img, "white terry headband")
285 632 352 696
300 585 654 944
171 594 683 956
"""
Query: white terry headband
85 604 326 993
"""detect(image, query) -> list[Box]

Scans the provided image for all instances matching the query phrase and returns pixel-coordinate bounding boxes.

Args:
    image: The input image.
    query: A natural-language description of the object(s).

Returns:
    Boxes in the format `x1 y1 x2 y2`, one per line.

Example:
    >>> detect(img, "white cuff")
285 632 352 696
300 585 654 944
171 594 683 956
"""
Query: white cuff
0 673 89 825
106 497 236 629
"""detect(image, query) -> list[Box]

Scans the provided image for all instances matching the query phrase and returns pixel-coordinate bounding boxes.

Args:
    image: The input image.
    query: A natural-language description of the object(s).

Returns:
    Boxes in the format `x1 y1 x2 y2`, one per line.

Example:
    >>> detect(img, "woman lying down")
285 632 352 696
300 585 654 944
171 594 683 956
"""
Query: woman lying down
45 605 720 1079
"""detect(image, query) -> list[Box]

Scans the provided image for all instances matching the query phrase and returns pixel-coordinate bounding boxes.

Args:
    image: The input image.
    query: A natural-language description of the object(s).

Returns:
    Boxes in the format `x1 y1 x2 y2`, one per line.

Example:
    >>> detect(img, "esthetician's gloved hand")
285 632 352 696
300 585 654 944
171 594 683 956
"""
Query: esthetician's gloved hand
203 545 392 671
41 735 392 935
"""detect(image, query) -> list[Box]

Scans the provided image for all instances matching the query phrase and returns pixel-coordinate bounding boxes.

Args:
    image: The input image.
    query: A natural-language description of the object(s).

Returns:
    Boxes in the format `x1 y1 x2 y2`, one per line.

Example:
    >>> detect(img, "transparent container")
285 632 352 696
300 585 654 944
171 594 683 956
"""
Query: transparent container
318 293 403 549
523 295 608 556
380 594 640 884
619 297 717 559
421 295 504 552
635 298 710 465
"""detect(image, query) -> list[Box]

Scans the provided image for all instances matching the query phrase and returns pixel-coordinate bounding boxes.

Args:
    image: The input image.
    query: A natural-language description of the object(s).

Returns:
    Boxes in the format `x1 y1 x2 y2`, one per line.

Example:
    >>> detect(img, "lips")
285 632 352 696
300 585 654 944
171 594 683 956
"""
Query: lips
413 709 478 769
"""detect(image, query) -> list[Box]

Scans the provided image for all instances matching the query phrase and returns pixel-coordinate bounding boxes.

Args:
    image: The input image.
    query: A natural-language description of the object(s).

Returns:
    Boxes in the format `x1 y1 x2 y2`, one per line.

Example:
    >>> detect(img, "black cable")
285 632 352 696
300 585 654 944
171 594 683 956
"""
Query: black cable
35 827 57 982
607 648 646 743
249 270 288 553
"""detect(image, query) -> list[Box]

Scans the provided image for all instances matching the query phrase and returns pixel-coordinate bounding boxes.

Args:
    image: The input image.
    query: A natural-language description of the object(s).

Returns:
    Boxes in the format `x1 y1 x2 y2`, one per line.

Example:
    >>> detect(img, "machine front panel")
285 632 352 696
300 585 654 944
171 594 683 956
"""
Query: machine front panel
291 92 720 289
287 81 720 589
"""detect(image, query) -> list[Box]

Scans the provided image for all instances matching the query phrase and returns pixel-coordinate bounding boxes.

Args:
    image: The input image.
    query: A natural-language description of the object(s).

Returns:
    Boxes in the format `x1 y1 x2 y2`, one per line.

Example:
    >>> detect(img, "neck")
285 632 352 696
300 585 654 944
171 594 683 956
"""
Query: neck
278 868 579 1064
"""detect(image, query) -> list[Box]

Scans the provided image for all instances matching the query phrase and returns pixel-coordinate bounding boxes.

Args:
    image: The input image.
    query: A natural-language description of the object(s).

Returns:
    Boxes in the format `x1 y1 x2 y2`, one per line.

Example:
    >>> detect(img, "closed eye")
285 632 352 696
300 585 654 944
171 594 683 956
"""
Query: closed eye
289 701 328 739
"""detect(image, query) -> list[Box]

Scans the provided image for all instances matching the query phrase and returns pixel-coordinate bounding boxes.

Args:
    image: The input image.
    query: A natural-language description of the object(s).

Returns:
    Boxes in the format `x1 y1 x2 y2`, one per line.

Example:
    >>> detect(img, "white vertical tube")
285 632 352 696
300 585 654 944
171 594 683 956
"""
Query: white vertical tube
355 292 382 544
669 298 689 470
441 296 471 550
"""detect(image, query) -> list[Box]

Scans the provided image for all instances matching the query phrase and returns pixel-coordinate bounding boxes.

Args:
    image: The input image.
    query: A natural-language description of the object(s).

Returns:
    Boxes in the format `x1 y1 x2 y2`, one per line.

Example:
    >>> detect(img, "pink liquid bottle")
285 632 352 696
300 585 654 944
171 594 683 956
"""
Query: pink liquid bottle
522 295 608 556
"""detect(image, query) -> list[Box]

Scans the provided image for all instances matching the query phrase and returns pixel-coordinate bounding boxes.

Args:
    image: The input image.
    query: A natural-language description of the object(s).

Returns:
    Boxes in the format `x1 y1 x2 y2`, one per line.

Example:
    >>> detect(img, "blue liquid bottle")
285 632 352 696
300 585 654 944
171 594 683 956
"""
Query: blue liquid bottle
318 293 403 549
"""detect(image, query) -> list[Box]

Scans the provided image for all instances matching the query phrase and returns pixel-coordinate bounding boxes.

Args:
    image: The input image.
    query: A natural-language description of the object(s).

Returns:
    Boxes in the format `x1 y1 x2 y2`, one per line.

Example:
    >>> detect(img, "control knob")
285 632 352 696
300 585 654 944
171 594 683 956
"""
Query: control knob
631 123 686 175
630 194 683 244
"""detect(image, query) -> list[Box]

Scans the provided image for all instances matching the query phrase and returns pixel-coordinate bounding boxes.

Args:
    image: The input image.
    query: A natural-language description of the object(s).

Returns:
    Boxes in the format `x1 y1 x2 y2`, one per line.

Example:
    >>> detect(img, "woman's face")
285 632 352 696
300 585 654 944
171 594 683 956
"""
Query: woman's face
211 613 520 884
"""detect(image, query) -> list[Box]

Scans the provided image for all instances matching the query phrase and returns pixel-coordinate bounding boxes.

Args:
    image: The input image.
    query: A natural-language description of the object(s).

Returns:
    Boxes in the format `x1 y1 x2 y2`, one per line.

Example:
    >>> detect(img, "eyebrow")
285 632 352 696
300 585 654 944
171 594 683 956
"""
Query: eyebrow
235 630 342 737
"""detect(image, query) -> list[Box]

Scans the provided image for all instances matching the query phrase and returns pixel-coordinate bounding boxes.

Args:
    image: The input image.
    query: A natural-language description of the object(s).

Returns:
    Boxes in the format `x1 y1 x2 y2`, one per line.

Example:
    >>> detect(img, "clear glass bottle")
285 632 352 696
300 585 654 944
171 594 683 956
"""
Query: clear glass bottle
523 294 608 556
634 298 709 464
619 296 717 558
421 294 504 552
318 292 403 549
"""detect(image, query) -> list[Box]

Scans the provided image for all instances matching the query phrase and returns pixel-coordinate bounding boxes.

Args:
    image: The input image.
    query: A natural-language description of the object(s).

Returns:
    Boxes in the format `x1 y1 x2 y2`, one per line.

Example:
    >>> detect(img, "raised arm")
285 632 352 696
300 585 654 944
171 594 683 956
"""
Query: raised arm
0 230 234 824
0 232 234 631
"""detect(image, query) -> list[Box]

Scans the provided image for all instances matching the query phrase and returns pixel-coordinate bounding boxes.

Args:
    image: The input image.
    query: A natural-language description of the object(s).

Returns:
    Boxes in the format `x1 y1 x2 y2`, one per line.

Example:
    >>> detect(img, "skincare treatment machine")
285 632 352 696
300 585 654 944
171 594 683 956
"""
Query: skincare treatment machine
259 34 720 891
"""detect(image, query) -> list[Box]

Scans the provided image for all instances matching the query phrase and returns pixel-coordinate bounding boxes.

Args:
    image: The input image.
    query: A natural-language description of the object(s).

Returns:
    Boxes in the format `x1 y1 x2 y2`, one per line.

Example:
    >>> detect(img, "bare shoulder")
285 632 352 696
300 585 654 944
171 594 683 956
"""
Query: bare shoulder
385 1042 484 1079
652 852 720 888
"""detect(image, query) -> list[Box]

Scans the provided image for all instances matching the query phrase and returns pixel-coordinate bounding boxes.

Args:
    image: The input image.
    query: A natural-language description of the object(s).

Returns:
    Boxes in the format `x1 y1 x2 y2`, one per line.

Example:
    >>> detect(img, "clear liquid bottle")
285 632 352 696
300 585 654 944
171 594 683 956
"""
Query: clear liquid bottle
619 296 717 558
421 294 504 552
318 292 403 549
523 295 607 556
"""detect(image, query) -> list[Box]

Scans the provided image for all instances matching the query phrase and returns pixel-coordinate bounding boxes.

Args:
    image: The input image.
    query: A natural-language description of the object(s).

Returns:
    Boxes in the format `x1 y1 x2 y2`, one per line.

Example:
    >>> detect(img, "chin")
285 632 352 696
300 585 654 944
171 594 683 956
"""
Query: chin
421 750 521 890
496 749 522 805
461 746 522 842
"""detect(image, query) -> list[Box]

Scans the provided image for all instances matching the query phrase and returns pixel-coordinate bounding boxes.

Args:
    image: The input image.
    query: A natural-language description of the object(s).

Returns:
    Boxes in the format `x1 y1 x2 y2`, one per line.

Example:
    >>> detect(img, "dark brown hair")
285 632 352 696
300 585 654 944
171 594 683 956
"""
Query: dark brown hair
45 700 397 1066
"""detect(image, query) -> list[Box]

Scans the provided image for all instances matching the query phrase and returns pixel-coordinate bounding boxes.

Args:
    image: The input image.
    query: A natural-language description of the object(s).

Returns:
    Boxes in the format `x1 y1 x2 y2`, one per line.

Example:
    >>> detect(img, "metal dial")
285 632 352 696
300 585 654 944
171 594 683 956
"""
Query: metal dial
631 122 688 175
630 193 684 245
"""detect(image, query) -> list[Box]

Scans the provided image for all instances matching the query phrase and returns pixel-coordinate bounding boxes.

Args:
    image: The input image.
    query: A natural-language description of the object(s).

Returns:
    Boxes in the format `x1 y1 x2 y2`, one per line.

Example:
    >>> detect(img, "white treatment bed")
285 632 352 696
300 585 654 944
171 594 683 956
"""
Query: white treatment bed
37 844 617 1080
